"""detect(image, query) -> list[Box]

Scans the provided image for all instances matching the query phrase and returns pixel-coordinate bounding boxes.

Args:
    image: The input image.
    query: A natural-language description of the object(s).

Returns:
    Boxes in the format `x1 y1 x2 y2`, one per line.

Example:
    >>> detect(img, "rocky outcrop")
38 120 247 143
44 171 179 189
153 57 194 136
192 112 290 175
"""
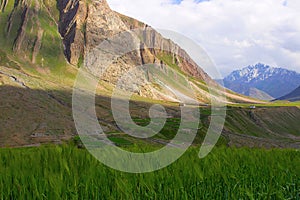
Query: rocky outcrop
1 0 229 102
139 25 211 81
56 0 212 84
13 5 30 52
0 0 8 12
31 28 44 63
1 0 213 84
57 0 87 65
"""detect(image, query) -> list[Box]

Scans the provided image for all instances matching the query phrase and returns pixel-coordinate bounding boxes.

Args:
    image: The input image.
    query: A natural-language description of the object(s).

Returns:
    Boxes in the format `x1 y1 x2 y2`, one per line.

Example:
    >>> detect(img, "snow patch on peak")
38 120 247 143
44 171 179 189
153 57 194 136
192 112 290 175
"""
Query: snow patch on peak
225 63 299 83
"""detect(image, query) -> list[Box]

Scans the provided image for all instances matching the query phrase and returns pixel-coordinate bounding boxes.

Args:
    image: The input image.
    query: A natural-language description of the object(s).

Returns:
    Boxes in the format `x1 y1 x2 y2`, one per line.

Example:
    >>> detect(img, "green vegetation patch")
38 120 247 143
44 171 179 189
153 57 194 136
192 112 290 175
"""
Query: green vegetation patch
0 145 299 199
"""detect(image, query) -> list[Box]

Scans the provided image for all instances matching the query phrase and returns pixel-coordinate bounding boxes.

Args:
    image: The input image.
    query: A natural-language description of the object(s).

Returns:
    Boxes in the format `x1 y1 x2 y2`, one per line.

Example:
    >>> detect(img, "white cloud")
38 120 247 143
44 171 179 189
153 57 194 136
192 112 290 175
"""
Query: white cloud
107 0 300 78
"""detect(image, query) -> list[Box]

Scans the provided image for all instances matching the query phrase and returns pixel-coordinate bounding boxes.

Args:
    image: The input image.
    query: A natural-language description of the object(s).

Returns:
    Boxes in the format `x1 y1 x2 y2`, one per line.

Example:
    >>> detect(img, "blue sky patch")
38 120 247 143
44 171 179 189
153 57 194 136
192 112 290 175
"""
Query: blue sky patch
172 0 210 4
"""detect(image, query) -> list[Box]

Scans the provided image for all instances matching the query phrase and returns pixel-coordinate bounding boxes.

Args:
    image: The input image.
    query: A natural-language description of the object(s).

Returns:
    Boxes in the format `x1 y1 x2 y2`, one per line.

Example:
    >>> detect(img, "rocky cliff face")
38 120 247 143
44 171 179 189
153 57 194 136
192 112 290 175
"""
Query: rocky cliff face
0 0 258 103
0 0 212 83
56 0 211 82
57 0 87 65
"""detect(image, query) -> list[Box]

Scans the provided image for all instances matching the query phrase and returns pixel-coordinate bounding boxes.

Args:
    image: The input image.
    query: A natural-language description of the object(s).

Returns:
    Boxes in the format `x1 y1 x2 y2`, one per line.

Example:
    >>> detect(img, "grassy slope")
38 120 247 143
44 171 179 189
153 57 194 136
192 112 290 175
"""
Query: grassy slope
0 0 76 83
225 107 300 137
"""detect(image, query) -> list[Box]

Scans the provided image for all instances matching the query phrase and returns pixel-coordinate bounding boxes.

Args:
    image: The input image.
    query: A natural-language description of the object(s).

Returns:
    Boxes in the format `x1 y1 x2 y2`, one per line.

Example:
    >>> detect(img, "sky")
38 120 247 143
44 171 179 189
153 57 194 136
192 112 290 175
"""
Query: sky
106 0 300 78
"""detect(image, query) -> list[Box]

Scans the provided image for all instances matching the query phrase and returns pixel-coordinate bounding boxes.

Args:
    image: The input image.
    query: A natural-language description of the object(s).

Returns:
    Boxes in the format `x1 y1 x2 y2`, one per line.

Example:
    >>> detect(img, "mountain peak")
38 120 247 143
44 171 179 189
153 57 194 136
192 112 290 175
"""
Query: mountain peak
227 63 299 83
223 63 300 99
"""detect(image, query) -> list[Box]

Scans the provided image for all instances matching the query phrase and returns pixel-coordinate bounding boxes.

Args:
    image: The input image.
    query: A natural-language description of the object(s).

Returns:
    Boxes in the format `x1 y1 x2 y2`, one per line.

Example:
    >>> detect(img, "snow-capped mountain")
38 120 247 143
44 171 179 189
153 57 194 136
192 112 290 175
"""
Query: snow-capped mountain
222 63 300 100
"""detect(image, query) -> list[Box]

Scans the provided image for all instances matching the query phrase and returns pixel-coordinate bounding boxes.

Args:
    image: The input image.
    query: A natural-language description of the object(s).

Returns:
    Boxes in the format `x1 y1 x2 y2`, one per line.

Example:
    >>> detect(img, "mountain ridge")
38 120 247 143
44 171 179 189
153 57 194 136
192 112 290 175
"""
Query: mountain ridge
276 86 300 102
222 63 300 100
0 0 260 104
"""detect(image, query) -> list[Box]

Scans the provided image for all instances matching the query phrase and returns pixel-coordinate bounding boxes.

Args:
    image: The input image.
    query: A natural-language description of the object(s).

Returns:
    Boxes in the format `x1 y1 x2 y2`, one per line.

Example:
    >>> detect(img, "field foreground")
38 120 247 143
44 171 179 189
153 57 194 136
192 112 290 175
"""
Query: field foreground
0 145 299 199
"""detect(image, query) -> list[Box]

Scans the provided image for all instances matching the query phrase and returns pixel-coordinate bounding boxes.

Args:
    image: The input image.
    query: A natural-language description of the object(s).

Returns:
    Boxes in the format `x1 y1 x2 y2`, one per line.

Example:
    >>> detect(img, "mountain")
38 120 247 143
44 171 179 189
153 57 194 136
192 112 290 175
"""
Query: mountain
0 0 264 105
0 0 262 147
276 86 300 102
222 63 300 100
1 0 298 149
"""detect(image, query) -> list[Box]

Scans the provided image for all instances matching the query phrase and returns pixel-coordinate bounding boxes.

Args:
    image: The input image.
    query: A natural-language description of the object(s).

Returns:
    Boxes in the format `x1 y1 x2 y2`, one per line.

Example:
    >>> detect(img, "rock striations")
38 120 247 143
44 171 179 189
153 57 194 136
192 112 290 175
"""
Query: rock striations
0 0 259 103
2 0 209 78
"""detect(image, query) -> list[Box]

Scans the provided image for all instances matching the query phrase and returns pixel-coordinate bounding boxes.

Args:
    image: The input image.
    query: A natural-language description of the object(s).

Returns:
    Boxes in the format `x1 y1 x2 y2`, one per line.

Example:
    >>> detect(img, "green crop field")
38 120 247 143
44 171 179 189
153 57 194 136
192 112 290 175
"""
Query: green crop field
0 145 299 199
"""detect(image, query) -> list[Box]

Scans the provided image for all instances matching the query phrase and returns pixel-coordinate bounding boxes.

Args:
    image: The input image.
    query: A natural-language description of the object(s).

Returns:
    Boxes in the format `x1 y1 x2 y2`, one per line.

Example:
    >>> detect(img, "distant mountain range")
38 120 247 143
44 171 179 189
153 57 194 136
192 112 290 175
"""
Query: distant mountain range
220 63 300 100
276 86 300 102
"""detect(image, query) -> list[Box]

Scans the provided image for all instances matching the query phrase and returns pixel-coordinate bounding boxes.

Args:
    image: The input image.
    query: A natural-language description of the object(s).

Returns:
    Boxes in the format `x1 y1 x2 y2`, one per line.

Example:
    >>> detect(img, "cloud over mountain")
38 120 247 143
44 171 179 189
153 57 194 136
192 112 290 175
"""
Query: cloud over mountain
107 0 300 78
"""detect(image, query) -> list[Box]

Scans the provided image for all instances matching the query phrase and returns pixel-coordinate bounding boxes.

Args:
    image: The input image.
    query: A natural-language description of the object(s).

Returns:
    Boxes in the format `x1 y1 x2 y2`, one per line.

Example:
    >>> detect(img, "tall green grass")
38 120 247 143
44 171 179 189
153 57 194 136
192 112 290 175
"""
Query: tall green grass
0 145 299 199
